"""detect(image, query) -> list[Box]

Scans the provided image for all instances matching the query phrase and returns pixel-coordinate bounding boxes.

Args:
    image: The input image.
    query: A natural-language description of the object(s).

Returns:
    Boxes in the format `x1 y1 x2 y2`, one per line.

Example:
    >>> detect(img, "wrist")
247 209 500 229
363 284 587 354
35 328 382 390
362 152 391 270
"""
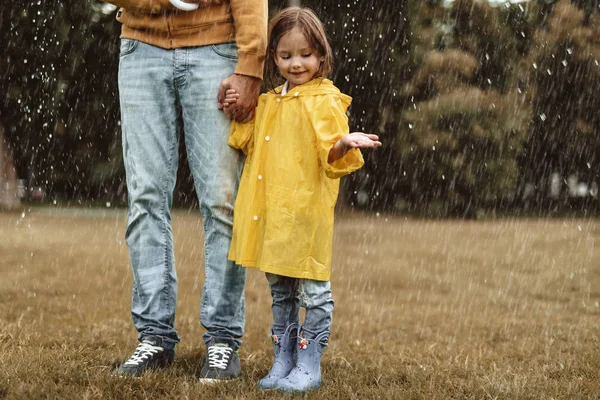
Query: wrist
328 140 344 164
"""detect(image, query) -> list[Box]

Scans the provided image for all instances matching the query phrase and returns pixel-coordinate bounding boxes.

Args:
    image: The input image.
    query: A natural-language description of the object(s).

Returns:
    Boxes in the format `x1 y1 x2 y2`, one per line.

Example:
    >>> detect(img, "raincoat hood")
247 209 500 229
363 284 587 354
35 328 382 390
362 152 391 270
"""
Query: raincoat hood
269 78 352 107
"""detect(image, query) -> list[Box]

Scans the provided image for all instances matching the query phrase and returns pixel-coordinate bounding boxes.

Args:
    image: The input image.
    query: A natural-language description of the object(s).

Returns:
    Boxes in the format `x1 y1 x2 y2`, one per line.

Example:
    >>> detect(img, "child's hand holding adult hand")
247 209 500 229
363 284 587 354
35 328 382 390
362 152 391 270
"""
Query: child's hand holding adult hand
217 74 261 123
219 89 240 109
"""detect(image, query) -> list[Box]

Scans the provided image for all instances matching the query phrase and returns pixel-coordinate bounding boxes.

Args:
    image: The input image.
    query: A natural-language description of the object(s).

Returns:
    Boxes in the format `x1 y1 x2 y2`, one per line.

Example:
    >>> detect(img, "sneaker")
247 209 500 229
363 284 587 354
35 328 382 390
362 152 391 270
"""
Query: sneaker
115 337 175 377
199 338 241 382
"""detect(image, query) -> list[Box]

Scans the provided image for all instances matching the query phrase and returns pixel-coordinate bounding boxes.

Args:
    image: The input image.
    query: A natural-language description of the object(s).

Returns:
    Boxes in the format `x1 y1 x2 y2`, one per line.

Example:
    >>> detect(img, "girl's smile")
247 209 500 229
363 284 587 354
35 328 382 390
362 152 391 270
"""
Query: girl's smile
274 27 324 90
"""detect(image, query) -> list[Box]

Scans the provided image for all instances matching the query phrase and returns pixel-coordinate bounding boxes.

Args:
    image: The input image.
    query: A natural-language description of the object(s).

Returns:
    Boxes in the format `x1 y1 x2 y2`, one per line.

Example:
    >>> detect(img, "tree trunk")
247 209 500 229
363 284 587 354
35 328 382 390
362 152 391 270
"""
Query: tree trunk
0 123 20 210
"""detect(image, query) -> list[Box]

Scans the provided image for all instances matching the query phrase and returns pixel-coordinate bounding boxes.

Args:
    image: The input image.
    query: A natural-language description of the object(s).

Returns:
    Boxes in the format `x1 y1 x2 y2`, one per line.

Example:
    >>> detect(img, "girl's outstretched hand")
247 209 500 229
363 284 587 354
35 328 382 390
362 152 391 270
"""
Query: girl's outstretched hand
328 132 382 163
342 132 382 149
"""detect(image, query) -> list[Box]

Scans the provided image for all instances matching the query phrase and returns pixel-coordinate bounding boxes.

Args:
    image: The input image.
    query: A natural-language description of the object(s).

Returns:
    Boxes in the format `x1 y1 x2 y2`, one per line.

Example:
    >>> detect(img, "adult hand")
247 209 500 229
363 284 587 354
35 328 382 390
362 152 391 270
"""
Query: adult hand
217 74 261 123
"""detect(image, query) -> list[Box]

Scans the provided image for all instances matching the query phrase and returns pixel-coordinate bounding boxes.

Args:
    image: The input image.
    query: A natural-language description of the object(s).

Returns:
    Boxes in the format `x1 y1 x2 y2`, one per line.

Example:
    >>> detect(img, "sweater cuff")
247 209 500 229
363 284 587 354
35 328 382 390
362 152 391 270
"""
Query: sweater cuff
235 52 265 80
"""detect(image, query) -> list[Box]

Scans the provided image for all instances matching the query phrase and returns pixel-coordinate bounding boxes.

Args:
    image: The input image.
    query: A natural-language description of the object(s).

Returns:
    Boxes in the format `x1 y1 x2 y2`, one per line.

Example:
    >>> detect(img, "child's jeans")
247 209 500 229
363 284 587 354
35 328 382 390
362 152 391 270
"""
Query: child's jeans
265 273 334 339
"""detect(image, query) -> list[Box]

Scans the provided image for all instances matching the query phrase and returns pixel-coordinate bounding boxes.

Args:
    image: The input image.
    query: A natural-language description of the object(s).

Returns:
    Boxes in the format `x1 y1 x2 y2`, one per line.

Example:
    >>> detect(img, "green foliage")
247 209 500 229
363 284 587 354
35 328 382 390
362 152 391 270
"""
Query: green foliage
390 0 531 215
399 86 529 210
524 0 600 192
0 1 122 200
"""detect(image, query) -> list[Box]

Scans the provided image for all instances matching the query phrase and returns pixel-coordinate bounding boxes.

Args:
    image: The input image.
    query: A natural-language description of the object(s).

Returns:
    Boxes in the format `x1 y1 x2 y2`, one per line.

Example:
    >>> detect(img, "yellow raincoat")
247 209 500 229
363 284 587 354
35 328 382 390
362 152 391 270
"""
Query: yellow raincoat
227 78 364 281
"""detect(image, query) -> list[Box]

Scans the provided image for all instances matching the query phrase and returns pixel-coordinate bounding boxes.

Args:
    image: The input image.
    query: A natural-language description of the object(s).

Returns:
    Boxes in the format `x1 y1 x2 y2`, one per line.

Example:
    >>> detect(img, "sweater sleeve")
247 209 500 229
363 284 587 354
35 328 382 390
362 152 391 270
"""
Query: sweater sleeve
311 96 365 179
228 120 255 155
100 0 175 13
229 0 268 79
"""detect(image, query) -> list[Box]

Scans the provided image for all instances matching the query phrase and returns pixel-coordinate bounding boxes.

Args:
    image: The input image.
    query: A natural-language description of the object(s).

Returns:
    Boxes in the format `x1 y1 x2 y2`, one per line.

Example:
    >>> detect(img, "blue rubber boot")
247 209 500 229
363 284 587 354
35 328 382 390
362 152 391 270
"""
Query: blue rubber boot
257 323 299 389
275 330 329 392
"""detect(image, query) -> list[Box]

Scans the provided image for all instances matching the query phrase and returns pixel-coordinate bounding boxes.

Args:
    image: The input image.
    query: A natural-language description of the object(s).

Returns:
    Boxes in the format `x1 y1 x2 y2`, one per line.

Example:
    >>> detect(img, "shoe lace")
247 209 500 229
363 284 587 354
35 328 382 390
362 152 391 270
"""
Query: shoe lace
124 341 164 366
207 344 233 370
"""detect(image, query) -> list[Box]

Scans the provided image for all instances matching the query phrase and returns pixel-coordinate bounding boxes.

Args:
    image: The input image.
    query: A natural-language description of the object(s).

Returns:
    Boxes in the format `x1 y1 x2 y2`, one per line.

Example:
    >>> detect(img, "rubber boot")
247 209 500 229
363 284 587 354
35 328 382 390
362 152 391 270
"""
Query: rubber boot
257 323 299 389
275 330 329 392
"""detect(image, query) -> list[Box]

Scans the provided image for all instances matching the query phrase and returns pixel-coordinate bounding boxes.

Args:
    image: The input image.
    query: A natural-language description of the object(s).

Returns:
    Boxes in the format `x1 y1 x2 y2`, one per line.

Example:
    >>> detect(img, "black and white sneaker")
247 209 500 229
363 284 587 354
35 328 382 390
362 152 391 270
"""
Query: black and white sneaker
115 337 174 377
199 338 241 382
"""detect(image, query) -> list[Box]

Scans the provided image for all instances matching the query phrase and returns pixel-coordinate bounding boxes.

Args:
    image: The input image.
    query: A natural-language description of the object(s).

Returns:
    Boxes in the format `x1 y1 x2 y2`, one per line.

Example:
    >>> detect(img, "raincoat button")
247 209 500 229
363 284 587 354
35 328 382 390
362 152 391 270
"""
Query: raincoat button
294 92 299 97
265 136 270 142
258 175 263 180
276 98 282 103
253 215 258 221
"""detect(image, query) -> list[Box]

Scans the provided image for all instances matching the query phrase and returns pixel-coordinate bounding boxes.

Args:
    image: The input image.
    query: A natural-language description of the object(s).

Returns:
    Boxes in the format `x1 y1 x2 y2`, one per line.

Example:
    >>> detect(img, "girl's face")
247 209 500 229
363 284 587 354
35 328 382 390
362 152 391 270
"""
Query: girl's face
274 27 324 90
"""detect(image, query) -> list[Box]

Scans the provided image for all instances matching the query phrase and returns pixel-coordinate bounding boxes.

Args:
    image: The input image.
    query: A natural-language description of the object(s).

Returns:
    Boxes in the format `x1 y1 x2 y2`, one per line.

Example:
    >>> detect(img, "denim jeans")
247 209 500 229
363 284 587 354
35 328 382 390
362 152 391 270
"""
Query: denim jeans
265 273 334 340
118 39 246 350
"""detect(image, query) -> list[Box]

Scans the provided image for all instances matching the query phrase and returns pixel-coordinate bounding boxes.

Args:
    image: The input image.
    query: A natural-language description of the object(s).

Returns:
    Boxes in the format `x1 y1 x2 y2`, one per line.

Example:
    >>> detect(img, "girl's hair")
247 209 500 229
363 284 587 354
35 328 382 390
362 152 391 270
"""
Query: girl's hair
264 7 334 91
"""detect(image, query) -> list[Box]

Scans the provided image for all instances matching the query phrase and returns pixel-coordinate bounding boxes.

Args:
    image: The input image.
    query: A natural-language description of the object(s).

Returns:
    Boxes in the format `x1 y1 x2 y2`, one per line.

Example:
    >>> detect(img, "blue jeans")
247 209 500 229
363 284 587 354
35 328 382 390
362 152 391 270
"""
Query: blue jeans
118 39 246 350
265 273 334 339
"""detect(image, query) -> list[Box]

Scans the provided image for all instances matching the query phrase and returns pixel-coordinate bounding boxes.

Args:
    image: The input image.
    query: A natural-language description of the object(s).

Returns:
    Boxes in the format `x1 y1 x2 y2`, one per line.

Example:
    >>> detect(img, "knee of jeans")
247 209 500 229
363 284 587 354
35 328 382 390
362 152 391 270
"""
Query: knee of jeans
202 204 234 235
126 201 147 224
126 190 170 226
298 280 333 309
201 188 236 227
129 179 171 207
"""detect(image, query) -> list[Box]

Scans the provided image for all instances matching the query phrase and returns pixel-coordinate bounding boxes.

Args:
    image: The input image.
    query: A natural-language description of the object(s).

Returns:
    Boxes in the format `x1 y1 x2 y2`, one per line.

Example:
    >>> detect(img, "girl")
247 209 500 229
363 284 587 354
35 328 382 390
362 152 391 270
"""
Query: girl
224 6 381 392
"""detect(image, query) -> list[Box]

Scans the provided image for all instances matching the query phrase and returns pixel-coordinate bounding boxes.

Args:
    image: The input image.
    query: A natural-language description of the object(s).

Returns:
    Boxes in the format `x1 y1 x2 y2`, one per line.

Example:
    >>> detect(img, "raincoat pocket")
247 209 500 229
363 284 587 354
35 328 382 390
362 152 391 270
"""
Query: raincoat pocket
263 185 313 261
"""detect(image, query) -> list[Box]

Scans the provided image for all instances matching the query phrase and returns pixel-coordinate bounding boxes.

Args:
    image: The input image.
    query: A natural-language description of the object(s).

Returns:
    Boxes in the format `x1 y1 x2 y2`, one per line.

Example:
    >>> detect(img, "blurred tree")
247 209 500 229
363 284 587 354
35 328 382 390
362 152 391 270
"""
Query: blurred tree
393 0 531 216
0 123 20 209
0 1 122 203
524 0 600 206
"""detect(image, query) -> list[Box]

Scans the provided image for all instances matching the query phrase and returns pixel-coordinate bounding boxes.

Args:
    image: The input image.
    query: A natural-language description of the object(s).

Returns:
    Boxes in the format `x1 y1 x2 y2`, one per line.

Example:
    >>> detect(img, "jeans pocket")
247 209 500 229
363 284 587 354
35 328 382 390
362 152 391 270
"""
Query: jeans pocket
210 43 238 60
120 38 138 57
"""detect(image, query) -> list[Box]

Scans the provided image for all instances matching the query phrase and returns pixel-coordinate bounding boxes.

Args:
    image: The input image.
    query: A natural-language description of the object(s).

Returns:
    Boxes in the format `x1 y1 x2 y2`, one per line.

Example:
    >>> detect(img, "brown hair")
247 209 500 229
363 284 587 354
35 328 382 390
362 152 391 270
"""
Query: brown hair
264 7 334 91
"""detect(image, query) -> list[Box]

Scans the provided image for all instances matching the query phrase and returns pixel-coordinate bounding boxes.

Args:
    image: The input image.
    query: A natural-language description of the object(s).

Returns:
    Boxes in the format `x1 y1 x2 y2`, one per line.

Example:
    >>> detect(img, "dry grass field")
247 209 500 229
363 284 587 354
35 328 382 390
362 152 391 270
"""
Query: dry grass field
1 206 599 399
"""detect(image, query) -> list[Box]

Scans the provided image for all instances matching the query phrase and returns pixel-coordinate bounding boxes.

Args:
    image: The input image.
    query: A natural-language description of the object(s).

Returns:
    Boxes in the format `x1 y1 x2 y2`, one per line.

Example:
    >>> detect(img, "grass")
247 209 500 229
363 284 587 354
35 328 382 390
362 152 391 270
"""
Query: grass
1 206 599 399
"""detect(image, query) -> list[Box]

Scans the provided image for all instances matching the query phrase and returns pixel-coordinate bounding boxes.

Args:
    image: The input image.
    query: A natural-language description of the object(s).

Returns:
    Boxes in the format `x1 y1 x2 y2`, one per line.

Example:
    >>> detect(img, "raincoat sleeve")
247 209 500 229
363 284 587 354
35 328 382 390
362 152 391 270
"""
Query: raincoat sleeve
228 119 255 155
311 96 365 179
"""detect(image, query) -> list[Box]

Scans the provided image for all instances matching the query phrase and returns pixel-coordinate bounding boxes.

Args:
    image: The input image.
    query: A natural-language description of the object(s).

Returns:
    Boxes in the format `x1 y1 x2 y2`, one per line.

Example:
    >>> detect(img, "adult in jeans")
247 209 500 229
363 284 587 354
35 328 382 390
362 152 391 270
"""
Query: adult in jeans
102 0 267 380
